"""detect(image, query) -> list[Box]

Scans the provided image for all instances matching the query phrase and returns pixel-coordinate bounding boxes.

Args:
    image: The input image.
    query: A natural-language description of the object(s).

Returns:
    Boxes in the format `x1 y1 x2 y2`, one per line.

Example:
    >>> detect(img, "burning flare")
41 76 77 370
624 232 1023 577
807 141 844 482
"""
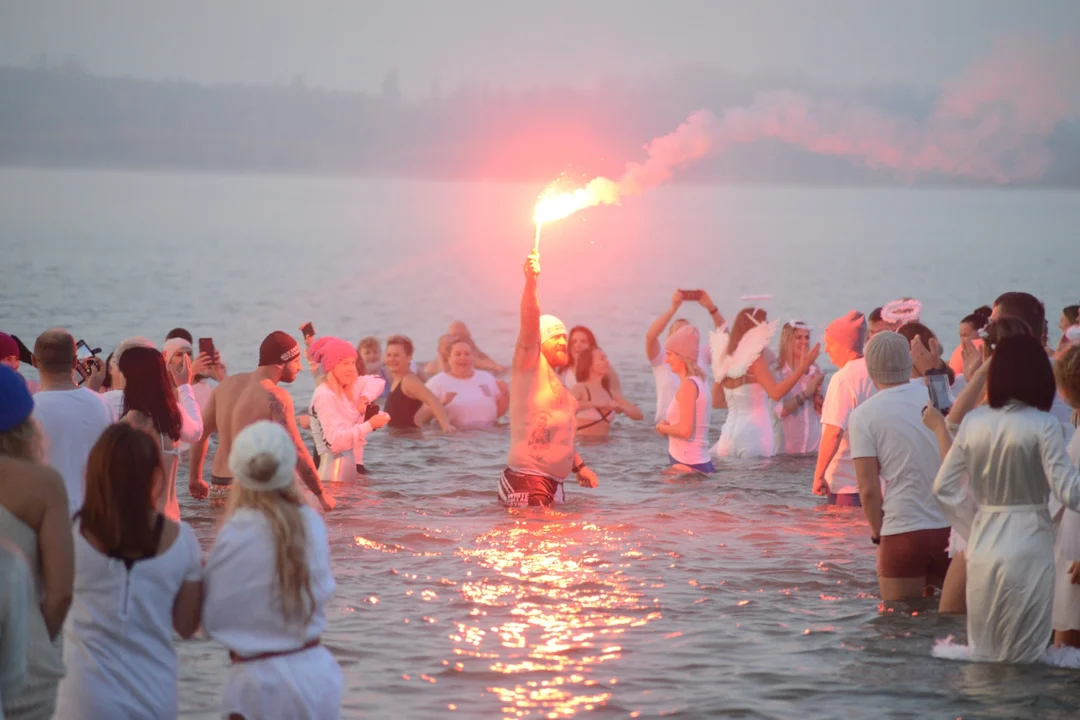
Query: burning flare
532 178 621 226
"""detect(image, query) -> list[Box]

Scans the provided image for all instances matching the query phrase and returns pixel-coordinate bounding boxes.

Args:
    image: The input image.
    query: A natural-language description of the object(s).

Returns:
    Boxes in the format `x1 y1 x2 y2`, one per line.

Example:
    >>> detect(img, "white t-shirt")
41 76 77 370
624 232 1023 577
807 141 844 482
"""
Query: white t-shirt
32 388 114 512
819 357 876 495
650 344 710 423
848 382 950 535
425 370 500 429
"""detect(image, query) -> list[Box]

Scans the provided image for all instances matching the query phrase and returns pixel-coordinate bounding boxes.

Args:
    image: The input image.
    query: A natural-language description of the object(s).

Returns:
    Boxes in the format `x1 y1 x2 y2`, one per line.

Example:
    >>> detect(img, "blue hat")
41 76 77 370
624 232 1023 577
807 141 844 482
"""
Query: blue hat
0 365 34 432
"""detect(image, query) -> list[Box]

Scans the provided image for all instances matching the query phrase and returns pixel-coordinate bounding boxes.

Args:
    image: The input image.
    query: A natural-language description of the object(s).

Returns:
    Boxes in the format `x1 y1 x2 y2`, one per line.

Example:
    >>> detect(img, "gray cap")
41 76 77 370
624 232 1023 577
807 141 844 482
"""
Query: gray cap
865 331 912 386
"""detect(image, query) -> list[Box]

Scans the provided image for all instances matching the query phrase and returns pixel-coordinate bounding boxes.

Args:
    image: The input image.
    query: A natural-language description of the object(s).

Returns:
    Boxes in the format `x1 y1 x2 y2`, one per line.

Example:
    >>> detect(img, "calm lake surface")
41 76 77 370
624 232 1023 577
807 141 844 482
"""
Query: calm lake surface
2 169 1079 719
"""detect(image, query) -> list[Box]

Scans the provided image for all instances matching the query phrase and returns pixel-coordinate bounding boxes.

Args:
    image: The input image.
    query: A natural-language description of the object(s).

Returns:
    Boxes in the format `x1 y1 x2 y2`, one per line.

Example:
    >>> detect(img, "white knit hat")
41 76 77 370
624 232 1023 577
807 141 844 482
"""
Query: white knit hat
228 421 297 492
540 315 567 344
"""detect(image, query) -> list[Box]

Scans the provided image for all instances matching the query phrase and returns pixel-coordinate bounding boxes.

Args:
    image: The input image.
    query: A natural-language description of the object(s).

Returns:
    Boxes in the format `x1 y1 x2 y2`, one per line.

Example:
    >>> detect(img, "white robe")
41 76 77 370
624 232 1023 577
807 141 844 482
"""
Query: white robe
933 403 1080 663
1051 428 1080 631
713 383 774 458
771 365 822 455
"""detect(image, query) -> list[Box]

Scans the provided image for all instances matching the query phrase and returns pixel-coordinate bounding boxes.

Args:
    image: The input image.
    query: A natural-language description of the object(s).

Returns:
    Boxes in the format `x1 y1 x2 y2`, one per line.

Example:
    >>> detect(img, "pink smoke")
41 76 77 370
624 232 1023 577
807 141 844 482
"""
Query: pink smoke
616 32 1080 189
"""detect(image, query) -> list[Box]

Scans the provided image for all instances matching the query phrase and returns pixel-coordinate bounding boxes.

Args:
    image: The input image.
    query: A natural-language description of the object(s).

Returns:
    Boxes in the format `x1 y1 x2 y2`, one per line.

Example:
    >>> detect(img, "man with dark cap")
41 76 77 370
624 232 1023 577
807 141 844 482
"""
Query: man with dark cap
189 331 335 511
812 311 876 505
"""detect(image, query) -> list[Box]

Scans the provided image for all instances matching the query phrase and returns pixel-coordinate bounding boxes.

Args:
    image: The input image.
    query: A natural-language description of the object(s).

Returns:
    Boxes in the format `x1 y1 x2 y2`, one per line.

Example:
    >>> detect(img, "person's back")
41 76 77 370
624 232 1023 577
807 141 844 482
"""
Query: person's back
32 388 111 512
208 371 273 480
850 381 947 532
955 404 1067 506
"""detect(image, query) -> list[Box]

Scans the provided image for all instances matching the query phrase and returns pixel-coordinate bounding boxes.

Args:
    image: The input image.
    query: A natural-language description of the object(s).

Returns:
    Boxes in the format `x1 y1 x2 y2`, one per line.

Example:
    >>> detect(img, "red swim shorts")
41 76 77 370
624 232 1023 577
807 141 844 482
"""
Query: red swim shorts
878 527 951 582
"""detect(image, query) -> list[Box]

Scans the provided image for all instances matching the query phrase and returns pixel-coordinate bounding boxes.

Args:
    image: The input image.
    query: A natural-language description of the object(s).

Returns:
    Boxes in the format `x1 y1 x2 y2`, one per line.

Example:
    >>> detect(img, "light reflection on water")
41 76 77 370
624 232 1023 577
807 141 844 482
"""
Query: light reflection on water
6 171 1080 718
456 519 659 718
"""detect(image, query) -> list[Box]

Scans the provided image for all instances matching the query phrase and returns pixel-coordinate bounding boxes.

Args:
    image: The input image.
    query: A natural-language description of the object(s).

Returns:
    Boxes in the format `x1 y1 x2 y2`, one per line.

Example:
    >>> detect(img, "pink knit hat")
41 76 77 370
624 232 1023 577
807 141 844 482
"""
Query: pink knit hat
825 311 867 355
665 324 700 362
309 336 357 375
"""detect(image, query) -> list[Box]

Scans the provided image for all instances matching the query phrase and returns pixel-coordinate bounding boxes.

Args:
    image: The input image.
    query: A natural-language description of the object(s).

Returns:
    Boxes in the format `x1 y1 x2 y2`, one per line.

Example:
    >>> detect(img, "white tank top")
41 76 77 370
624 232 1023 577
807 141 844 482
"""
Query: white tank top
666 376 711 465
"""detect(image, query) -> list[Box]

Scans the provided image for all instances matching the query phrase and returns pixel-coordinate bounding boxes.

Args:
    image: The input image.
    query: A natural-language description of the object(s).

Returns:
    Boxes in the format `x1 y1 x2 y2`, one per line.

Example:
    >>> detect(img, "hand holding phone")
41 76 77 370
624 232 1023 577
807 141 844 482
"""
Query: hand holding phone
679 289 703 302
925 369 952 413
364 403 381 422
300 322 316 343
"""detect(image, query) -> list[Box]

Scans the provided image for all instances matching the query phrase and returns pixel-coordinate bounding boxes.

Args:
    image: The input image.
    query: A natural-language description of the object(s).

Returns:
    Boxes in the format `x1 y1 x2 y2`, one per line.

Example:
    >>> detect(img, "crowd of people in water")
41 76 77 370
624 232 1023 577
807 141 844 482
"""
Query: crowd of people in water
1 251 1080 717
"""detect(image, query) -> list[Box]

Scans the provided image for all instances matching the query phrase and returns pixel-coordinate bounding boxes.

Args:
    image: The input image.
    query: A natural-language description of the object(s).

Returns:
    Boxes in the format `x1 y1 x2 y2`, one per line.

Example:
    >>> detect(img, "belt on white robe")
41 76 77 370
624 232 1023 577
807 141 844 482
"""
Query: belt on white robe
229 638 321 663
978 504 1048 514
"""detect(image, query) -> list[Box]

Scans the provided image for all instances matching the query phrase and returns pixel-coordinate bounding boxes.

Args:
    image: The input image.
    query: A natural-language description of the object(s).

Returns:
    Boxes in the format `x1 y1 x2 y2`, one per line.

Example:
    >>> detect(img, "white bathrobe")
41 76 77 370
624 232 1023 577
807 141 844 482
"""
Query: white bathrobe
1051 428 1080 632
934 403 1080 663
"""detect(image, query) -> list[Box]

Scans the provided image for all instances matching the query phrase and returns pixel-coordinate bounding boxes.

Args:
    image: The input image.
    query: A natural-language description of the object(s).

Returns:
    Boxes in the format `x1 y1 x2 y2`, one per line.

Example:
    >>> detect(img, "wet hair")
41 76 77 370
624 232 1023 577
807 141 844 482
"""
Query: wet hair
568 326 598 361
575 346 611 392
896 322 954 382
81 424 163 558
987 334 1055 412
33 330 76 374
165 328 193 344
1064 305 1080 327
869 307 884 323
960 312 991 332
386 334 414 358
727 308 767 357
973 306 992 319
993 292 1045 342
119 347 182 442
1055 344 1080 409
226 471 314 626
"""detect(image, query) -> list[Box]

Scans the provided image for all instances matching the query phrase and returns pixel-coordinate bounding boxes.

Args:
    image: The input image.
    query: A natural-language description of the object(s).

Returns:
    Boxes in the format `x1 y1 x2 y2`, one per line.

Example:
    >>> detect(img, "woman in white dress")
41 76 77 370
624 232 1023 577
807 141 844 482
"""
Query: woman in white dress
203 422 341 720
772 321 825 455
711 307 820 458
117 347 203 520
54 424 203 719
1051 344 1080 647
933 334 1080 664
308 336 389 481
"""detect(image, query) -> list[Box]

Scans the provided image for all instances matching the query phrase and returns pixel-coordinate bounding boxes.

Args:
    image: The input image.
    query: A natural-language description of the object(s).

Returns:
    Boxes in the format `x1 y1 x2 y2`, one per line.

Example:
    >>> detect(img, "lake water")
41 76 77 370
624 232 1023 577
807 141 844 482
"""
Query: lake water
2 169 1079 719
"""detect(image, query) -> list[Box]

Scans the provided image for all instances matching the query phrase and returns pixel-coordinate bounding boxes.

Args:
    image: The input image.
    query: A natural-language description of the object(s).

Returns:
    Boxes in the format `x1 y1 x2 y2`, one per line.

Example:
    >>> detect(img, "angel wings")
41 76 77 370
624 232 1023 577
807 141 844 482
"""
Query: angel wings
710 321 779 381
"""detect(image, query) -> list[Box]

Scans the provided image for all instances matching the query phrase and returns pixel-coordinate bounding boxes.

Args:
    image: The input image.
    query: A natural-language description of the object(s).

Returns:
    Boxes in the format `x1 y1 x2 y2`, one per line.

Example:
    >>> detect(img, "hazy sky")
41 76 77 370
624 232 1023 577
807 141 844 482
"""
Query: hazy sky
2 0 1078 95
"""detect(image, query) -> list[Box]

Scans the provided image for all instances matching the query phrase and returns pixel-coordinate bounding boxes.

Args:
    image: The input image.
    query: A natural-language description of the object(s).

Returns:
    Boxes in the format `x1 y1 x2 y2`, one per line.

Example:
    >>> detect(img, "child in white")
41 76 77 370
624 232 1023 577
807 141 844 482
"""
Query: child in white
203 422 341 720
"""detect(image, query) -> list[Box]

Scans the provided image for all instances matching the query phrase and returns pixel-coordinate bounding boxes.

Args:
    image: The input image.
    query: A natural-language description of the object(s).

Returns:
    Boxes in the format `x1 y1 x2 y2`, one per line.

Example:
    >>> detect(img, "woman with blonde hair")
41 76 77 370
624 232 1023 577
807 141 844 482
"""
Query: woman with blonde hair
308 336 389 481
772 321 825 455
202 421 340 720
712 306 820 458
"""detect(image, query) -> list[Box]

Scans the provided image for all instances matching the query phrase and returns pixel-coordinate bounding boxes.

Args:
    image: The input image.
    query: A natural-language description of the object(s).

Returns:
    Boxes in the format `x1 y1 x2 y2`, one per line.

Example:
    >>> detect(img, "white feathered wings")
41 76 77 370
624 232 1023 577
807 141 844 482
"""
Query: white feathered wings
710 320 779 380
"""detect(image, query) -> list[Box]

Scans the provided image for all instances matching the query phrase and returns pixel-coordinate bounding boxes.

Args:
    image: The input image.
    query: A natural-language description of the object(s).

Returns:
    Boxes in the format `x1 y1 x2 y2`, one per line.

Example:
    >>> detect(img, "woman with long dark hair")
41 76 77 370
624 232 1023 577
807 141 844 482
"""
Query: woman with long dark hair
561 325 622 392
118 347 202 520
53 423 202 718
203 422 340 719
572 347 642 439
933 334 1080 663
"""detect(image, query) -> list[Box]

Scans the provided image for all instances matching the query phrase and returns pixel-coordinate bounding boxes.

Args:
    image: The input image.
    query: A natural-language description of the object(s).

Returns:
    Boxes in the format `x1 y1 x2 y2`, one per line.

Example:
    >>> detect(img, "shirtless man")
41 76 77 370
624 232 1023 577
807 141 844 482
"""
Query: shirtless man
188 331 335 511
499 252 599 507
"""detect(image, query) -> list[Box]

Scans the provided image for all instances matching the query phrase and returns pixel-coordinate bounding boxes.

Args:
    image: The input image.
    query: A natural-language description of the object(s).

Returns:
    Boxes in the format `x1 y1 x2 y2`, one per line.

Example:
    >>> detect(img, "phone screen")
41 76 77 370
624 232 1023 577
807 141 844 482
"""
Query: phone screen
198 338 215 358
926 373 952 412
680 290 702 302
364 403 380 421
300 322 315 339
76 340 94 361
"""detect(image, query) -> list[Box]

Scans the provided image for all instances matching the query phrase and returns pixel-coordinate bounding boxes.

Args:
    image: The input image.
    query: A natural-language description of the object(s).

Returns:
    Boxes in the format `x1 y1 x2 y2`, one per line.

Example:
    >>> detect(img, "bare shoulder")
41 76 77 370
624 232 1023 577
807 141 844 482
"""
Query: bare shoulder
0 458 68 519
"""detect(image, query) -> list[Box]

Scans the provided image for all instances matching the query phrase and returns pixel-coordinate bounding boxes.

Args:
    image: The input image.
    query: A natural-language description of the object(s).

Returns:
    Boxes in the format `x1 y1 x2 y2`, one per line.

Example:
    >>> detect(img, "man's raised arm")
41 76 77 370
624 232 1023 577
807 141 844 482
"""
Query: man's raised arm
513 252 542 372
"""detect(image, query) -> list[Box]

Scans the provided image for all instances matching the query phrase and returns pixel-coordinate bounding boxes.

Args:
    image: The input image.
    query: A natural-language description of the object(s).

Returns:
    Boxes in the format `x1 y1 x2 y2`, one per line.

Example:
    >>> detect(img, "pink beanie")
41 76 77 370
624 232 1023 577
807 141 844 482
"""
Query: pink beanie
309 336 357 375
825 311 867 355
665 324 700 362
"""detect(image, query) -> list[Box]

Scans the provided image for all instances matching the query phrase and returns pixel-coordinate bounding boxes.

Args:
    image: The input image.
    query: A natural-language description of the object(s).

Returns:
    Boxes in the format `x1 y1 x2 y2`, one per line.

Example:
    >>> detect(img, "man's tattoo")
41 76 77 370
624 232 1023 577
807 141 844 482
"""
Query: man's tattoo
269 393 288 426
